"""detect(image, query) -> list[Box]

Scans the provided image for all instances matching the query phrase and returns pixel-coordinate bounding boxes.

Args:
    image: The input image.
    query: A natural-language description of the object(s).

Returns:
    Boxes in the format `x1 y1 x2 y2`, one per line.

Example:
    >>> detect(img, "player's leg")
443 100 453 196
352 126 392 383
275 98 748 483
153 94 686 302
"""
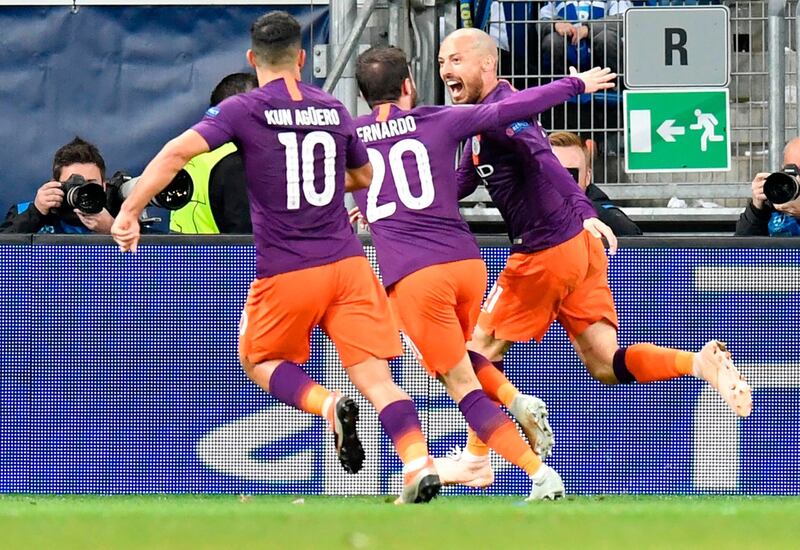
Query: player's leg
322 256 439 504
345 357 440 504
393 260 562 499
572 321 752 417
438 354 564 500
562 232 752 417
463 253 565 458
238 269 366 473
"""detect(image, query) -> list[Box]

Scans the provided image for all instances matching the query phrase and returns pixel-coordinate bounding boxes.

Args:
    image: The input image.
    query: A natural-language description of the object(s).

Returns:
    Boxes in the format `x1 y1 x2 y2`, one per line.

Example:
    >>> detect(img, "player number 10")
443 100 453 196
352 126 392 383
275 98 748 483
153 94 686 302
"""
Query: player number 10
278 131 337 210
366 138 435 223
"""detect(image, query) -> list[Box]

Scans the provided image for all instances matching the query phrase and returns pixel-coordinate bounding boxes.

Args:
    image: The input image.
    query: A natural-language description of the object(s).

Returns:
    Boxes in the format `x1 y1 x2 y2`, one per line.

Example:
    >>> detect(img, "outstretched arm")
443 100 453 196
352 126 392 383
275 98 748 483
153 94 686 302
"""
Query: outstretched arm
451 67 616 141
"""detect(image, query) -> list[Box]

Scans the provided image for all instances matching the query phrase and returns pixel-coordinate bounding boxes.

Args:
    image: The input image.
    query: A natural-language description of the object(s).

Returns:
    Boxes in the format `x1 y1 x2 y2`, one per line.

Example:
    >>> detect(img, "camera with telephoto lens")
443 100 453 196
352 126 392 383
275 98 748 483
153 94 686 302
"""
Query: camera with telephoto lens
59 174 106 214
764 164 800 205
105 170 194 215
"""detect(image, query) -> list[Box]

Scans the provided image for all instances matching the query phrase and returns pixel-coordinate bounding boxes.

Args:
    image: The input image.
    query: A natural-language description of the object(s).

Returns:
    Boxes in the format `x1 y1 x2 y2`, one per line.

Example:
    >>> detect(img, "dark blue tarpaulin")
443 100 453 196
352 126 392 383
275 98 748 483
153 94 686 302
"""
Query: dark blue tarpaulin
0 5 328 212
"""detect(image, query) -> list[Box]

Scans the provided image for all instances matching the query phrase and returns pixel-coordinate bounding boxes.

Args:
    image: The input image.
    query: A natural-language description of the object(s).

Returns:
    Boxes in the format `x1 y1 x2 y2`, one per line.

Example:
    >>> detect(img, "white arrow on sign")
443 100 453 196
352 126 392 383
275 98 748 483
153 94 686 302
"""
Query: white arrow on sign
657 119 686 142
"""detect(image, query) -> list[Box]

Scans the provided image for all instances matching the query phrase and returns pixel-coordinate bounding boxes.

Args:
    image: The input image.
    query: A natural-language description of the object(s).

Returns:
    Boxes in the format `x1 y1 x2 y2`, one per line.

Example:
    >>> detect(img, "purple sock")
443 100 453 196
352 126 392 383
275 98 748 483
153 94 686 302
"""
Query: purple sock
268 361 324 411
492 359 504 373
378 399 427 465
468 350 494 375
458 389 509 442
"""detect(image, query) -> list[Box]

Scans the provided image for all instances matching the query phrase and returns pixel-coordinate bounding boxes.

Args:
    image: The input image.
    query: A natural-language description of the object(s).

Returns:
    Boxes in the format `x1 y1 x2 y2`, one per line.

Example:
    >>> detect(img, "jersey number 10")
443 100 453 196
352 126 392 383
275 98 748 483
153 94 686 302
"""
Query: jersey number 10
366 138 435 223
278 131 337 210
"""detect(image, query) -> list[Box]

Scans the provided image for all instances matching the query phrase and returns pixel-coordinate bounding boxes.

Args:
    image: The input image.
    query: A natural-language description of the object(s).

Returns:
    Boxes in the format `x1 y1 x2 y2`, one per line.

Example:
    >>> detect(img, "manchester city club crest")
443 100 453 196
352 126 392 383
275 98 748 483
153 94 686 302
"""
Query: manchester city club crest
471 135 481 155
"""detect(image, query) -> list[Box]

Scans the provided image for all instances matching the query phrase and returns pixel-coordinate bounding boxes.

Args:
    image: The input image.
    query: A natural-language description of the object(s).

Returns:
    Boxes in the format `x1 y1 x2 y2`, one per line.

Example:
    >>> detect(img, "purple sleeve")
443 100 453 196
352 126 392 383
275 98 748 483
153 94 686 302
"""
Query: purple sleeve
341 111 370 169
191 97 241 150
566 190 599 221
457 140 481 200
447 77 586 141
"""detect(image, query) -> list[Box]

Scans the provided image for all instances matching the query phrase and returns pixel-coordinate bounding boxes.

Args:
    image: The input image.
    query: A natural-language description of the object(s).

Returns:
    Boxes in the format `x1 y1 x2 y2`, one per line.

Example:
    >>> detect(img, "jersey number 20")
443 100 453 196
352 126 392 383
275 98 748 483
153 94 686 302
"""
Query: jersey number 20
366 138 434 223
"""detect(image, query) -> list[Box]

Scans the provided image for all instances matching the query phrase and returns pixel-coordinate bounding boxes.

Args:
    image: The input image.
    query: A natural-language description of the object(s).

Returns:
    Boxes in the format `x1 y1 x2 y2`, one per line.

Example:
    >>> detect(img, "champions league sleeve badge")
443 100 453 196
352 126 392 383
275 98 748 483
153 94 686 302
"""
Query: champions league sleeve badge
506 120 531 137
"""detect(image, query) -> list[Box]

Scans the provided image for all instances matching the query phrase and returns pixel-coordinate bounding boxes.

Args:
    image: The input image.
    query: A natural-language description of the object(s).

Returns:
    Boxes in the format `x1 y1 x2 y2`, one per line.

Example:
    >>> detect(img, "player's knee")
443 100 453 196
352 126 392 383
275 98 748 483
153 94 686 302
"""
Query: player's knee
468 329 507 362
239 355 255 376
585 359 617 385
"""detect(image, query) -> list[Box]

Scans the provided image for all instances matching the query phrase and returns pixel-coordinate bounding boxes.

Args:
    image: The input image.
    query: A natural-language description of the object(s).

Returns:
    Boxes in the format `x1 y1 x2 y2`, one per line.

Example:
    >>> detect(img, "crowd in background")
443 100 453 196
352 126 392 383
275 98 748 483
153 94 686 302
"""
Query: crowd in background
1 0 796 238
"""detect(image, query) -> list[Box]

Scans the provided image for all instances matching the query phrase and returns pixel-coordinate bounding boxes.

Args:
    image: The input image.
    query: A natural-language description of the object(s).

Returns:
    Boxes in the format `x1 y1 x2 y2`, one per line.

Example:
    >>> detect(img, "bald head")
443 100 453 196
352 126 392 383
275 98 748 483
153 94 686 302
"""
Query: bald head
784 137 800 166
439 28 499 104
441 28 498 61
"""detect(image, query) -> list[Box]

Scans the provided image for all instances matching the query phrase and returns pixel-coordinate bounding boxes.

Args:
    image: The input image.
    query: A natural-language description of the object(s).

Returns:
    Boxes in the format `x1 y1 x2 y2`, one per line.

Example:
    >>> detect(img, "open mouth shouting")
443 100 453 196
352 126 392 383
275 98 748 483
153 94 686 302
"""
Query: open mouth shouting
445 78 466 102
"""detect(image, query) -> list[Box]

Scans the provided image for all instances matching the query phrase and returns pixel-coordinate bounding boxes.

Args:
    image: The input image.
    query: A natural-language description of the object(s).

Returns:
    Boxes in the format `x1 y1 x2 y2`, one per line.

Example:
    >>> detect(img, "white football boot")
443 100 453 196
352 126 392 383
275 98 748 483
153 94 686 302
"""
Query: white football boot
433 447 494 488
508 394 555 459
693 340 752 417
525 463 565 501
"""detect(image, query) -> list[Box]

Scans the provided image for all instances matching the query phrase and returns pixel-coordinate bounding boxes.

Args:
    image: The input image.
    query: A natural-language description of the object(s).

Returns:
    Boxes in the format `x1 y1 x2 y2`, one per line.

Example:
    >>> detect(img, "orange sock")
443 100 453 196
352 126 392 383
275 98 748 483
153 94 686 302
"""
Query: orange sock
486 422 542 477
300 384 332 416
394 432 429 465
613 344 694 383
465 428 490 457
469 351 520 407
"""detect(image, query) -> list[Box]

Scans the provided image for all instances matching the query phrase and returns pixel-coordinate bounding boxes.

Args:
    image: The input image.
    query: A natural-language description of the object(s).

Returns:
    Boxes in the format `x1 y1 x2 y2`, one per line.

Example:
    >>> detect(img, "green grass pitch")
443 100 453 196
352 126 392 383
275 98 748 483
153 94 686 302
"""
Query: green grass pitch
1 494 799 549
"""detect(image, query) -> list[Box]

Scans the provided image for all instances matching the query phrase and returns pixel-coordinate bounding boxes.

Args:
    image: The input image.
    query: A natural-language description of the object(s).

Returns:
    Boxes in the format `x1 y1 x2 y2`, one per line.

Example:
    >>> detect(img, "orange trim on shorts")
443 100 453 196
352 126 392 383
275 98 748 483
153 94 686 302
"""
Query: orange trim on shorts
376 104 391 122
284 77 303 101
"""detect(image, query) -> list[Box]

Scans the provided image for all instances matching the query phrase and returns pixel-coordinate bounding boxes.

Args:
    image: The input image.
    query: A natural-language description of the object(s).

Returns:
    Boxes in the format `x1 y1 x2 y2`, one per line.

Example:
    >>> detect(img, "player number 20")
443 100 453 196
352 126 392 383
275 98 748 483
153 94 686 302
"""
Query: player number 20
278 131 337 210
366 138 435 223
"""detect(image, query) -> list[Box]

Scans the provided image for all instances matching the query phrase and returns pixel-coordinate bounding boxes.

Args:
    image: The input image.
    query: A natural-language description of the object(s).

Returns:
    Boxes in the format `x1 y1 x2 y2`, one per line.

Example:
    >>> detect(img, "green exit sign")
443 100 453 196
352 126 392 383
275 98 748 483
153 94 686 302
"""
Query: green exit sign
624 89 731 173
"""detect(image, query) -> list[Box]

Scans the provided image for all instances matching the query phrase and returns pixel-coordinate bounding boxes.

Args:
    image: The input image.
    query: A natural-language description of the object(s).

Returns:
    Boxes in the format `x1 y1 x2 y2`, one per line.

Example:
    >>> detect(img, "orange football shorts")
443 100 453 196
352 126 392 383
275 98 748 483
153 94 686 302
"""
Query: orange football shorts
478 230 618 343
239 255 402 367
389 259 487 376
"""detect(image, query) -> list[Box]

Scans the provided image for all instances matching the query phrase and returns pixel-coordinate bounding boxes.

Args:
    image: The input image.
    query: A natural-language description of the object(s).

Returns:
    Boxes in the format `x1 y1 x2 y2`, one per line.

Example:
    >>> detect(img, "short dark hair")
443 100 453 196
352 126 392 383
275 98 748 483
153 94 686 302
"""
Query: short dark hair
52 137 106 181
250 11 302 67
356 46 410 108
210 72 259 107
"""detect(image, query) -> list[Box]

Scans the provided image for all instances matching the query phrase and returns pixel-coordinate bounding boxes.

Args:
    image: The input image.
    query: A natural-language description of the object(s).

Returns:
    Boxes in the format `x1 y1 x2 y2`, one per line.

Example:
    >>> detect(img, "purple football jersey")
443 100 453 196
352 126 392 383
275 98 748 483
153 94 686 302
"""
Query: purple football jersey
457 79 598 254
352 79 587 287
193 77 367 278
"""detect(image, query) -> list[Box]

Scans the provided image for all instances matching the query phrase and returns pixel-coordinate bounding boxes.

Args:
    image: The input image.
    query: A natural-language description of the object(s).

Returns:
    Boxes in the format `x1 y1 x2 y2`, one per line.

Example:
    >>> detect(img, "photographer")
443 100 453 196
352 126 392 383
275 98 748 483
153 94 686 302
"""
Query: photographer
736 137 800 236
169 72 257 234
0 137 113 234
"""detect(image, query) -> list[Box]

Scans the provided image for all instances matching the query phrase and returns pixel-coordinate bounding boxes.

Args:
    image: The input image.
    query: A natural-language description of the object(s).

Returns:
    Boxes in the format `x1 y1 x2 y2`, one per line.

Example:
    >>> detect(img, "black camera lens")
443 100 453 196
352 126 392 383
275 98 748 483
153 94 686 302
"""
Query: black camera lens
151 169 194 210
61 175 106 214
764 172 800 205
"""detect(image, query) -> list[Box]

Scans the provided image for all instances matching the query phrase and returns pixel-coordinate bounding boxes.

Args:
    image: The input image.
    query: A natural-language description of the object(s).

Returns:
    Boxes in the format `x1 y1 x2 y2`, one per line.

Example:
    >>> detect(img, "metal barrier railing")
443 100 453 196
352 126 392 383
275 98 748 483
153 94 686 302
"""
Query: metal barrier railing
483 0 797 205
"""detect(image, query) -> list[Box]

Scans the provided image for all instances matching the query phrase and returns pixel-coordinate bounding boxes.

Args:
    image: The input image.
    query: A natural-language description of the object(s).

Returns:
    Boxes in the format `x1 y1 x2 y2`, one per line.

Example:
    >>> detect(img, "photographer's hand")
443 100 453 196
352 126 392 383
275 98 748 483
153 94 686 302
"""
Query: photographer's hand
111 210 141 253
75 208 114 234
751 172 769 210
33 181 64 214
774 196 800 219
